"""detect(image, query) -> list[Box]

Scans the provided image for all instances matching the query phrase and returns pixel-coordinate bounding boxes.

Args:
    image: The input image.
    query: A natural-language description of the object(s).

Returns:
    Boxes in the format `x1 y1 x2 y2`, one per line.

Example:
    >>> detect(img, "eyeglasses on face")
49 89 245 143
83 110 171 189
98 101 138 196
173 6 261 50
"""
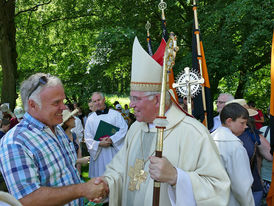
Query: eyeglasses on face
28 76 48 99
130 94 155 103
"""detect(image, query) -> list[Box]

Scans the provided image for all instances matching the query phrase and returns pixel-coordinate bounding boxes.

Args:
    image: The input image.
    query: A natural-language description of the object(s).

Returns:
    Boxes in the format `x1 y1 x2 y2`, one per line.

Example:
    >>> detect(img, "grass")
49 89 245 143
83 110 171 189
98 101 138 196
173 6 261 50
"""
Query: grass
105 94 134 113
81 165 104 206
105 95 129 107
81 164 90 182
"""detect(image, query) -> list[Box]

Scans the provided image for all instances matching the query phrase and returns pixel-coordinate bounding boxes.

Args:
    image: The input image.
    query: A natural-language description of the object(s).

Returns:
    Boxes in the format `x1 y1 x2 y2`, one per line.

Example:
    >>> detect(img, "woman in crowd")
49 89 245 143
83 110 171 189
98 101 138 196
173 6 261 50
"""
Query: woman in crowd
259 107 272 199
61 109 89 175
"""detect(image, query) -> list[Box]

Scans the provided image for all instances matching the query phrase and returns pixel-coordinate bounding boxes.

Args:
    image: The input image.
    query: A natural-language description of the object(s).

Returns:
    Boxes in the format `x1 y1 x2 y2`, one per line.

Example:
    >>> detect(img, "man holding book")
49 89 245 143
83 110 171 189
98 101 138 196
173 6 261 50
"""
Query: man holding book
85 92 128 178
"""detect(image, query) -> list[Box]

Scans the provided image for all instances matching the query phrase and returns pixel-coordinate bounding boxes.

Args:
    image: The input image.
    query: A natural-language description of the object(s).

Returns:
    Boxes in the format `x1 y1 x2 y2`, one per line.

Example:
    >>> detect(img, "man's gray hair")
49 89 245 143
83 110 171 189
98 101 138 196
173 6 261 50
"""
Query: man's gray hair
219 93 234 102
20 73 63 112
91 92 104 100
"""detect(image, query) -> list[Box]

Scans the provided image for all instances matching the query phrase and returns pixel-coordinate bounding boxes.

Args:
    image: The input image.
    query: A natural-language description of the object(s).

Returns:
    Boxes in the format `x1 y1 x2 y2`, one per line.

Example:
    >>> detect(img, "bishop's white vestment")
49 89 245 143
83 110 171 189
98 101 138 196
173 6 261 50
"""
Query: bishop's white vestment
104 104 230 206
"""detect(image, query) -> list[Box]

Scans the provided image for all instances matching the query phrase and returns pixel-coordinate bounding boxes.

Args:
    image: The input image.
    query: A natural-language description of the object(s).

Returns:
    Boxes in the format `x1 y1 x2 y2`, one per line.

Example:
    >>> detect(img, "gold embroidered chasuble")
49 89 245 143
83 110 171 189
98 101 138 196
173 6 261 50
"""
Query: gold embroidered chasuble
104 103 230 206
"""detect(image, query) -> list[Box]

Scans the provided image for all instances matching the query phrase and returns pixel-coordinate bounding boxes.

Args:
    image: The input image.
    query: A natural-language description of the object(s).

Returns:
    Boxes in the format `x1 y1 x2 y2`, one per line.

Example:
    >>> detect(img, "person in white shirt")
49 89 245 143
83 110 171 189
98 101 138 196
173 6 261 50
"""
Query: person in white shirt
212 102 255 206
85 92 128 178
71 116 84 142
210 93 234 132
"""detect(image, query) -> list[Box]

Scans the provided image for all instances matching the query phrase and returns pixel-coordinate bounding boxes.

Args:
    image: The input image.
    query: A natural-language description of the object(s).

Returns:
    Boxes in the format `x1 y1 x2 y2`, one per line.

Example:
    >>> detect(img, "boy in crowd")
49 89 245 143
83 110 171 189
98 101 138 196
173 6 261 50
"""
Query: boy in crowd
211 103 255 206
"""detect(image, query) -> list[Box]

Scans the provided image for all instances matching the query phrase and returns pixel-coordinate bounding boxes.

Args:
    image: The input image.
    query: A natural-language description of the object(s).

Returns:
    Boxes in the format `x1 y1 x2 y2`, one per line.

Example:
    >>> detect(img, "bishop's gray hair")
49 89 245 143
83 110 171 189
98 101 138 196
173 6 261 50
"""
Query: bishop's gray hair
20 73 63 112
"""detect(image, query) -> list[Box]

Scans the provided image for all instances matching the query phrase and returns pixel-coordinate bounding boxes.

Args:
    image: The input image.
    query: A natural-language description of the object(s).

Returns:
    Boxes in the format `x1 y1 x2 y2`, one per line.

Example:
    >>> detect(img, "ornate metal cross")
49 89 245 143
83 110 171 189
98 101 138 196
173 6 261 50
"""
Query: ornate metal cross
173 67 204 114
128 159 148 191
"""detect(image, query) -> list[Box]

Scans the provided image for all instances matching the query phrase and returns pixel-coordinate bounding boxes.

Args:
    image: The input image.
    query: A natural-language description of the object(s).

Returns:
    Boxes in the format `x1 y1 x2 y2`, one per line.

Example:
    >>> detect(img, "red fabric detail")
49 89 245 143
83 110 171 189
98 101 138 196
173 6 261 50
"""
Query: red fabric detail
152 39 179 103
155 126 166 129
253 109 264 130
99 135 110 141
9 117 19 130
156 116 167 119
152 38 166 66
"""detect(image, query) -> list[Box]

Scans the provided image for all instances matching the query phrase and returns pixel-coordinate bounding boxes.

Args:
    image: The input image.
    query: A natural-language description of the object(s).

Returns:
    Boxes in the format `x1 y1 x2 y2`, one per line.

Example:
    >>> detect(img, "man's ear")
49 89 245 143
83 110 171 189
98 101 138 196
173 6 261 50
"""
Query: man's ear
28 99 37 111
154 93 161 107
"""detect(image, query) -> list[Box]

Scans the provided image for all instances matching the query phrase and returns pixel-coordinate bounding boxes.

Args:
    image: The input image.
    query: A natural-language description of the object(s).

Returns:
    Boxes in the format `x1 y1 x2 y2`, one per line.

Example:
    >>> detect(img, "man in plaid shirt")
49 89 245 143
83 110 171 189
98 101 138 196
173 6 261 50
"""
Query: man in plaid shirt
0 73 108 205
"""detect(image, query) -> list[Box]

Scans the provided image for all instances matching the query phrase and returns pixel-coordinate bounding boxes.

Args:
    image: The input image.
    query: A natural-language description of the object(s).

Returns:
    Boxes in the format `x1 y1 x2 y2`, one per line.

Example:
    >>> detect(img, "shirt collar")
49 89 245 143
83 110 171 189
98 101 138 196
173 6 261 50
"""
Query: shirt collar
95 107 109 115
24 112 51 130
212 126 242 143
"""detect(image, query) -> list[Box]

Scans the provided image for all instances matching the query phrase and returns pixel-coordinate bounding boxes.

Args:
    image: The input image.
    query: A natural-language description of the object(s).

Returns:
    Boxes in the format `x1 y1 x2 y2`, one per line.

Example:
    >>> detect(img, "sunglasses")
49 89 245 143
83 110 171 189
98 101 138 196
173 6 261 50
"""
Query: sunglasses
28 76 48 99
215 100 226 104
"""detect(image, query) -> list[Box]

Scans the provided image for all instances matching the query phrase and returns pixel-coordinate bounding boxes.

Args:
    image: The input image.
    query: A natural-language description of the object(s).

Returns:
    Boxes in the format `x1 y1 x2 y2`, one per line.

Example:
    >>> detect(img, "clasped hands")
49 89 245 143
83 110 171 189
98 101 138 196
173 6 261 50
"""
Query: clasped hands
83 177 109 203
99 136 112 147
82 157 177 202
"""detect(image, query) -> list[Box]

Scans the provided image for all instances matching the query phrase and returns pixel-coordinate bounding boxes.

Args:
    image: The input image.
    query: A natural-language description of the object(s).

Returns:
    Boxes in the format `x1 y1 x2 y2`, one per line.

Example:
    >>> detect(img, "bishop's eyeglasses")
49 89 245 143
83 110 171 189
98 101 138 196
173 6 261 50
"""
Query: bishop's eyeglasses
129 94 156 103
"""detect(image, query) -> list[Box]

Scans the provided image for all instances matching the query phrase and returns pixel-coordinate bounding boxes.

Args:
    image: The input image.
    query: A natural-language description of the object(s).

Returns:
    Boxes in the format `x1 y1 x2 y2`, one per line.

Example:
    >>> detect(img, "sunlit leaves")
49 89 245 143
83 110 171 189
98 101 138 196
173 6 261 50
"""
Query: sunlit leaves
8 0 273 112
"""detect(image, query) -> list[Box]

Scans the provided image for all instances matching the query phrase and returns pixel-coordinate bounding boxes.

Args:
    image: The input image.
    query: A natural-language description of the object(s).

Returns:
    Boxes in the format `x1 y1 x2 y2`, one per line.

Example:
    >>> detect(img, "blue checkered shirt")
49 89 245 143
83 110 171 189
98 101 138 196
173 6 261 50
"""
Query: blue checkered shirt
0 113 83 205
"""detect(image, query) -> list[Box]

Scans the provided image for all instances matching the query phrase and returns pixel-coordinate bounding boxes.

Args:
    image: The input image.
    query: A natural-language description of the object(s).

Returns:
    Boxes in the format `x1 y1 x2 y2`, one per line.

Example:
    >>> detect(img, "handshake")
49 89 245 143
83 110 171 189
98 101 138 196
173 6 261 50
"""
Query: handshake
81 176 109 203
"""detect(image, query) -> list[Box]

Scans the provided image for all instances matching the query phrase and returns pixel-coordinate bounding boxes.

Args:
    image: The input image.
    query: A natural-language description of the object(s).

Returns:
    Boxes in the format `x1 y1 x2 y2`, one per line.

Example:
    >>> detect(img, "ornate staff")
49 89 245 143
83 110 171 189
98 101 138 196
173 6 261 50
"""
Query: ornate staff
146 21 153 56
158 0 179 103
192 0 208 126
153 33 178 206
159 0 168 41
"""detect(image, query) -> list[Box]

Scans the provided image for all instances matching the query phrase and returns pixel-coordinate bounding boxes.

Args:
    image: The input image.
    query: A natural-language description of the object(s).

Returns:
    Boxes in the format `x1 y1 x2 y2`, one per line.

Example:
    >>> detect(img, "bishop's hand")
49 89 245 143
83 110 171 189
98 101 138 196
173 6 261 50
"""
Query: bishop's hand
84 177 109 203
90 176 109 203
149 156 177 186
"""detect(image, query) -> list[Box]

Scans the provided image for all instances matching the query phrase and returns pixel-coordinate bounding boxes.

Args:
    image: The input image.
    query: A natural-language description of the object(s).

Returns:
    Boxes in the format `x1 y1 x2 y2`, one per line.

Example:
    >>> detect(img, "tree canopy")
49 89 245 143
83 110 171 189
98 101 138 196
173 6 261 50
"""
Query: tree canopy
0 0 273 112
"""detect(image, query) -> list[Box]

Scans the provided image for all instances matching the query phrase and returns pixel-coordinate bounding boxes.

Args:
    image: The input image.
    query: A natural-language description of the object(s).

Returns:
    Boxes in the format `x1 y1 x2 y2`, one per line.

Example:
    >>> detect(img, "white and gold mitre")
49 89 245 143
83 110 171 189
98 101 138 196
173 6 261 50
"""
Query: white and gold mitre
130 37 168 92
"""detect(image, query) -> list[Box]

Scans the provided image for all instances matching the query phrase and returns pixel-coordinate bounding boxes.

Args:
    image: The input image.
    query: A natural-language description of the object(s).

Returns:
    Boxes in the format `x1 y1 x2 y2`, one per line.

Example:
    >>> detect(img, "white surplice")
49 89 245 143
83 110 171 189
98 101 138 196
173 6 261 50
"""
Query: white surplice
85 109 128 178
212 126 255 206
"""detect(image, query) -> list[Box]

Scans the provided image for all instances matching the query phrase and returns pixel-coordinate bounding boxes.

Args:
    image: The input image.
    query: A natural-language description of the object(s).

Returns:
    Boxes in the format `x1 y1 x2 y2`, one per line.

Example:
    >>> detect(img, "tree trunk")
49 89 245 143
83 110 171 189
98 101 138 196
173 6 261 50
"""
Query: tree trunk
0 0 17 111
234 69 245 98
209 73 222 100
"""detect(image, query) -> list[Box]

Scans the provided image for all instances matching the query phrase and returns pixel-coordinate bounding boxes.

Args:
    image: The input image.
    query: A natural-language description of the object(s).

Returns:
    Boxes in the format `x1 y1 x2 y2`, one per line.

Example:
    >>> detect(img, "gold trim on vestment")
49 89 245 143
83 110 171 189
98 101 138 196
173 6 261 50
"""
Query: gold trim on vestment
130 82 169 92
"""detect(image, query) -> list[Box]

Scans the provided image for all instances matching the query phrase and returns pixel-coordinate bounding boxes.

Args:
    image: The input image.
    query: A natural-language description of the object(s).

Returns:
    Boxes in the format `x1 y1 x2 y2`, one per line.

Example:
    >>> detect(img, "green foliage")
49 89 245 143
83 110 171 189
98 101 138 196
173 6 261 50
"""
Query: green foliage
187 0 273 113
0 65 2 99
7 0 273 112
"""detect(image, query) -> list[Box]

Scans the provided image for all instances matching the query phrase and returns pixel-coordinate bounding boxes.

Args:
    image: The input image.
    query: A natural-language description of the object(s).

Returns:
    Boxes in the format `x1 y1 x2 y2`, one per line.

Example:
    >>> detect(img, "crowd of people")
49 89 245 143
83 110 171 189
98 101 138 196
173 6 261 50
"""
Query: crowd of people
209 94 272 206
0 36 272 206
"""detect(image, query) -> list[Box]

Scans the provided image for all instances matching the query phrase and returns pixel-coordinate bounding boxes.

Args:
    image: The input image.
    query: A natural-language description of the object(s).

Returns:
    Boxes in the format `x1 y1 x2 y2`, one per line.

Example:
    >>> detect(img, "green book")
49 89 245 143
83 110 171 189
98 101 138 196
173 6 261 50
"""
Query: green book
94 120 120 141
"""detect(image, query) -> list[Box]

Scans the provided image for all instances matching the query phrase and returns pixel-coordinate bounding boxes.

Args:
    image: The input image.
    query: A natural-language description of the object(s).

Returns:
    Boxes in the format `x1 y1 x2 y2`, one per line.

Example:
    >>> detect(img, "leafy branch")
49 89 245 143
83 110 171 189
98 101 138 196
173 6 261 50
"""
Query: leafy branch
42 13 97 27
15 1 52 17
